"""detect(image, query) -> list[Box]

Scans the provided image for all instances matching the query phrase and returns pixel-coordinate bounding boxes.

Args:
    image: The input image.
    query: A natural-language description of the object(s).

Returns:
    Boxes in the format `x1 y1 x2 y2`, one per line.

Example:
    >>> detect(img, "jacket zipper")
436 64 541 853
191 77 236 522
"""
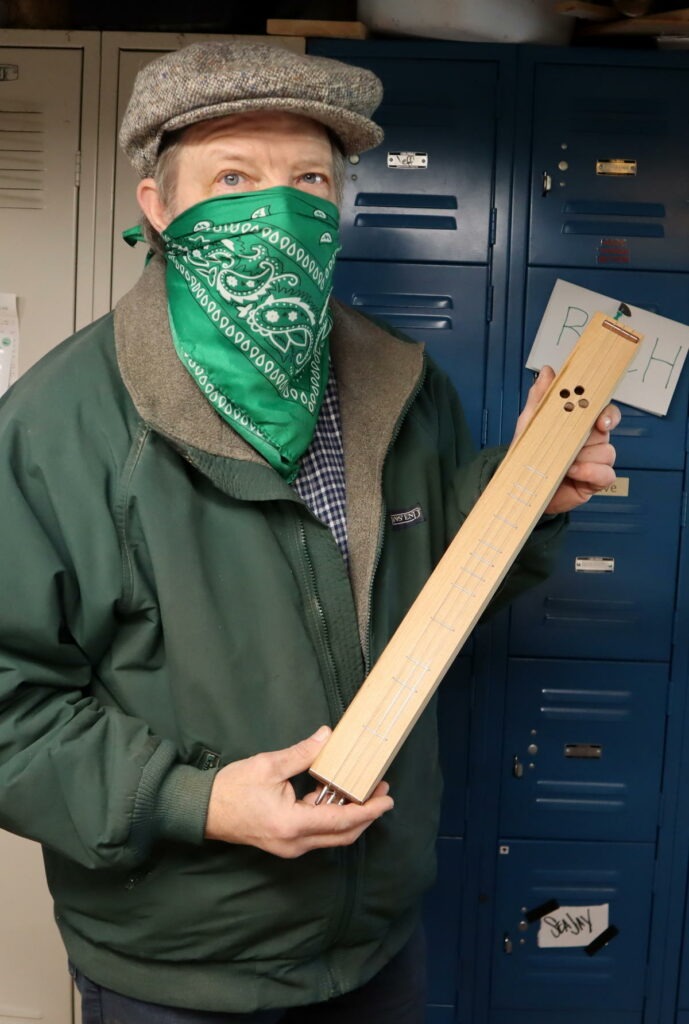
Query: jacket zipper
297 516 361 987
297 518 345 716
363 359 428 672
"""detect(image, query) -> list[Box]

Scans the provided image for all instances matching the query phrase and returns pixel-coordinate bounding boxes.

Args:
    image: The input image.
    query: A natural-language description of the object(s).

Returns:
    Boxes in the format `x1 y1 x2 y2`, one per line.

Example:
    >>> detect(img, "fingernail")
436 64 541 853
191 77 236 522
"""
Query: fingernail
312 726 330 743
604 416 612 429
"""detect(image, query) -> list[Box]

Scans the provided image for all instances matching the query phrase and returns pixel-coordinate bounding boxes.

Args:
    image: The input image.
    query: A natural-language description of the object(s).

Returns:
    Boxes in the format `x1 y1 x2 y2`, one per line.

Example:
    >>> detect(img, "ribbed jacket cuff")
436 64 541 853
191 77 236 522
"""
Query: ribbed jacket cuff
154 764 217 845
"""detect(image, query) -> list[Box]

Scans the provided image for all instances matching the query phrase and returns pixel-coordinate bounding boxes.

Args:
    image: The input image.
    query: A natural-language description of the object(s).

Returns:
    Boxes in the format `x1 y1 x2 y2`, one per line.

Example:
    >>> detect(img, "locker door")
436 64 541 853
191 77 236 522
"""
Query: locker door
424 837 464 1018
310 49 500 265
509 469 682 661
334 261 489 446
500 659 667 842
0 45 82 371
522 267 689 470
0 831 72 1024
490 839 654 1023
529 64 689 272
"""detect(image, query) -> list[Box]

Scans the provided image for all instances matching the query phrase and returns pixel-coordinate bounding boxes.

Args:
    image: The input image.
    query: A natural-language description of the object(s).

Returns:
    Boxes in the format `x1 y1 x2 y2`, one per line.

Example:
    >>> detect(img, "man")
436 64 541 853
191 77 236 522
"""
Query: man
0 42 619 1023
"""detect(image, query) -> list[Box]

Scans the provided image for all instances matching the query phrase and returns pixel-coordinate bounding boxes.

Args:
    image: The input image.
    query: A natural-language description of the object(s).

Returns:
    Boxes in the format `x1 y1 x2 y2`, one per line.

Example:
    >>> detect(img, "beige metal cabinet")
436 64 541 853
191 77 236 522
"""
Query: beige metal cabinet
0 28 304 1024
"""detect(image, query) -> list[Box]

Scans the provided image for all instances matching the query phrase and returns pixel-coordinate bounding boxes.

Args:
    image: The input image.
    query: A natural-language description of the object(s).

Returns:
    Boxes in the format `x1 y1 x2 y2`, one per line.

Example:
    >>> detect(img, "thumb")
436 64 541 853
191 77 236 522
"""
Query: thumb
271 725 332 780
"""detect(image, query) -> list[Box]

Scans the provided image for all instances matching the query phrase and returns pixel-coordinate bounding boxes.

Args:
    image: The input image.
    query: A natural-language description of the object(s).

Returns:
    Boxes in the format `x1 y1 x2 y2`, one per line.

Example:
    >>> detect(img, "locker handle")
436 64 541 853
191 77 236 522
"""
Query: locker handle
542 171 552 197
512 755 524 779
503 933 513 954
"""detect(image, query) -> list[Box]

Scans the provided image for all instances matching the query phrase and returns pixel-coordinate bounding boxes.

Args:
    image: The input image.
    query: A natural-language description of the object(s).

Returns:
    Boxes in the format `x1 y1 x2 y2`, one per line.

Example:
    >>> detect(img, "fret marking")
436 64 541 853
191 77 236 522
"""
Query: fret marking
451 582 476 598
524 464 547 479
494 514 518 529
431 615 455 632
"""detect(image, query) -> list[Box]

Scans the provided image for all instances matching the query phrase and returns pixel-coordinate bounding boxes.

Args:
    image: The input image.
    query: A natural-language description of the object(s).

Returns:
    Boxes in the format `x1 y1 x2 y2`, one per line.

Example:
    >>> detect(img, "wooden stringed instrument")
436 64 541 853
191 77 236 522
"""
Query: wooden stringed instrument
310 312 642 805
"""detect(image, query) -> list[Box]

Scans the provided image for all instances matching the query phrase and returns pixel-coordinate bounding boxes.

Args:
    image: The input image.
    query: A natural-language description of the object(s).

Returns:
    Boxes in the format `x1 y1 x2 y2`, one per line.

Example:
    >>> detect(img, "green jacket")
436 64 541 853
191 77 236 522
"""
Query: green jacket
0 259 563 1012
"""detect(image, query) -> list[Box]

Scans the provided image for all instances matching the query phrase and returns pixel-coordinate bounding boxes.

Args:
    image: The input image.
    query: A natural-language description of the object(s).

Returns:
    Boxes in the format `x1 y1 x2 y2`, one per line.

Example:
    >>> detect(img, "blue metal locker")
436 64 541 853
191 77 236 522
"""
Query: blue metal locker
424 837 464 1019
310 44 502 265
509 469 682 661
528 63 689 272
500 659 668 842
490 839 655 1022
333 261 490 446
522 267 689 470
437 656 473 838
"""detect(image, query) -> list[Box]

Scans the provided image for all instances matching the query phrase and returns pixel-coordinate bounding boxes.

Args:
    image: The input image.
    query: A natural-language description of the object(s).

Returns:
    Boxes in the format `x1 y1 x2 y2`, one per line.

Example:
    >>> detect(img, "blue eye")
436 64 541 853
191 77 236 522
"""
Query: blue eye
221 173 242 187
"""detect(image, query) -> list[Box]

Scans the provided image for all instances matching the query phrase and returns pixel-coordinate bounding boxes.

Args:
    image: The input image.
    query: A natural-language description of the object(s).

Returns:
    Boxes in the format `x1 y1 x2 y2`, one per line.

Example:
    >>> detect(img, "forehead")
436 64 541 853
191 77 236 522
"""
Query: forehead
173 111 333 154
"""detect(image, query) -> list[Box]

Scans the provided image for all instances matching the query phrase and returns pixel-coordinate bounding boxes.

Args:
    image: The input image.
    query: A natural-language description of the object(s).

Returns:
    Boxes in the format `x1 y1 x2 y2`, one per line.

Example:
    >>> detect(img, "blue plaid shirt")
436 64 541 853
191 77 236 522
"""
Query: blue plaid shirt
292 366 348 566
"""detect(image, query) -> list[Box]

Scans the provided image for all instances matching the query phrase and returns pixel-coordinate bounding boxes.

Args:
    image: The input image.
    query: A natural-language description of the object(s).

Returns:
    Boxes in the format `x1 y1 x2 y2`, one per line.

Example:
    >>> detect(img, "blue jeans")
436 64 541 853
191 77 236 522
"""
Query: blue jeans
73 927 427 1024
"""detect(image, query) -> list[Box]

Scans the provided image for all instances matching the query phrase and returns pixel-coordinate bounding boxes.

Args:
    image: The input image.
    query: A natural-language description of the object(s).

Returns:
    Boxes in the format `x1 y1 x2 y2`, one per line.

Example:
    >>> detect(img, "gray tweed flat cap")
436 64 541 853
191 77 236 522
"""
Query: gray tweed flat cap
120 41 384 176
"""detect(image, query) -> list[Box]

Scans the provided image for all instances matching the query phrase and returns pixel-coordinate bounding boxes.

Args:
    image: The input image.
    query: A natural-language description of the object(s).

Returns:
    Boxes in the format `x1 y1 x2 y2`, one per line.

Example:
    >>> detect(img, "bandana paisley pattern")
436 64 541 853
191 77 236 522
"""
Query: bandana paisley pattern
160 187 341 480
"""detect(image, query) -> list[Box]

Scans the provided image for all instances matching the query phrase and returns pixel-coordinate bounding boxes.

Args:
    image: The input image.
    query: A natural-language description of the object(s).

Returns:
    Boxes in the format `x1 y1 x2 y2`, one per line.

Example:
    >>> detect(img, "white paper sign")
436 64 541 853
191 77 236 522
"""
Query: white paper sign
537 903 609 949
526 279 689 416
0 292 19 399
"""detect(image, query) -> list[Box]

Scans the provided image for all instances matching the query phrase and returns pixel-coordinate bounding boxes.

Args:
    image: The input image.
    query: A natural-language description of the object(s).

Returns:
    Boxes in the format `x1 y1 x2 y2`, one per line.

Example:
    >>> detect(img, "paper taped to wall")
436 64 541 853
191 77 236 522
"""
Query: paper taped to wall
526 279 689 416
0 293 19 399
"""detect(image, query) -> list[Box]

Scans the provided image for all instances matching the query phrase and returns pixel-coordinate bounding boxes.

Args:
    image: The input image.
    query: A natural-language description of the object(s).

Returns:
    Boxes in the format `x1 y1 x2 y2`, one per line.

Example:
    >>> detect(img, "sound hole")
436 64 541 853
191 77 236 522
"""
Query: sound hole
574 385 585 395
560 389 570 398
578 399 589 408
564 402 575 412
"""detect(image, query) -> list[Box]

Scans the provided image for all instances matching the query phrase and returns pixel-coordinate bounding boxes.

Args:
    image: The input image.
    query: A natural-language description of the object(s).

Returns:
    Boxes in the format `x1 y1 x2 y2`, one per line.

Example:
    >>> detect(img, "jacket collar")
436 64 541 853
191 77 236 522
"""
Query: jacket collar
114 256 425 639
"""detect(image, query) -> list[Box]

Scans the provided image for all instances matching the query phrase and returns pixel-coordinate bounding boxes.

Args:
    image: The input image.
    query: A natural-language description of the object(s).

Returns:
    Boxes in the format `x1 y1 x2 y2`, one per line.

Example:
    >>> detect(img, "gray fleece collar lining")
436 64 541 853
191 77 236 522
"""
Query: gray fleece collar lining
114 255 425 639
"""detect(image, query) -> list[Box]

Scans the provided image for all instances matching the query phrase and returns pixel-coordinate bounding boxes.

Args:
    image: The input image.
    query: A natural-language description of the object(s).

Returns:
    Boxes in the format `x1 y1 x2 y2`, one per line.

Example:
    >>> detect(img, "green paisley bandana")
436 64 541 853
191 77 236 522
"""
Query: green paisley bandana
128 187 341 481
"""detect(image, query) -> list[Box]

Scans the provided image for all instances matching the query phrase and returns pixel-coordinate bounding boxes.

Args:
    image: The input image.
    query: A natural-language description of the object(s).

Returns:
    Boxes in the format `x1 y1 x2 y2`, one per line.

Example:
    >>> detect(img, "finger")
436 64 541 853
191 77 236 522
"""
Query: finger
566 461 617 490
295 792 395 838
595 402 621 433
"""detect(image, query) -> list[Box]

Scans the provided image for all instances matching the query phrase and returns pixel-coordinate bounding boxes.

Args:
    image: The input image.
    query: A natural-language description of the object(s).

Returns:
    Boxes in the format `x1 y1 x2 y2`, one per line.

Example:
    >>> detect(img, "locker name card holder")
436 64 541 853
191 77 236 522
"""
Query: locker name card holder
0 65 19 82
311 312 641 805
527 279 689 416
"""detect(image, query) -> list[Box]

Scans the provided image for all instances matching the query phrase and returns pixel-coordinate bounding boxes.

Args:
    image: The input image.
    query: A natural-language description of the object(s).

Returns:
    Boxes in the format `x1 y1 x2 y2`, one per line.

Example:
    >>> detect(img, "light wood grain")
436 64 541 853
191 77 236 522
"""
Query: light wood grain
310 314 642 804
266 19 369 39
554 1 619 21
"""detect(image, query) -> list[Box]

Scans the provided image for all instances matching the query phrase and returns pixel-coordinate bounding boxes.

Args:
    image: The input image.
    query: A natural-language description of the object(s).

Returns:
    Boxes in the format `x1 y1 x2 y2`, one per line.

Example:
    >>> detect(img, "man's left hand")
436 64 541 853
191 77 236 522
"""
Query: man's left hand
512 366 621 516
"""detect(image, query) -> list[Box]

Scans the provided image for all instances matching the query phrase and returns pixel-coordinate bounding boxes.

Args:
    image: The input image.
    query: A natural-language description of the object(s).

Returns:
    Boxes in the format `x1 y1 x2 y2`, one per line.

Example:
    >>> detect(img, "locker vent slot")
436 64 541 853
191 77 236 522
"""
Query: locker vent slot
356 313 451 331
563 201 665 218
0 107 44 209
543 598 636 625
351 293 453 309
563 222 663 238
354 214 457 231
355 193 458 210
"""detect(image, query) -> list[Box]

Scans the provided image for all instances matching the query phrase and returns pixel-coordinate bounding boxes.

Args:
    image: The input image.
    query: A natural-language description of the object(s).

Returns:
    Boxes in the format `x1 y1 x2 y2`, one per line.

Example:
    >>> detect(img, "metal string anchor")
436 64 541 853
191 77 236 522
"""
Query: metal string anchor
315 783 347 806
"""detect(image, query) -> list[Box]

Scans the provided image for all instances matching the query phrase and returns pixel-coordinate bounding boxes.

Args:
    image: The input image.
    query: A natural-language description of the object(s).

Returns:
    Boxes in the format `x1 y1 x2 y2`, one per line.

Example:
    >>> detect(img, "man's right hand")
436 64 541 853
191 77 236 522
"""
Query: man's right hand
204 726 394 858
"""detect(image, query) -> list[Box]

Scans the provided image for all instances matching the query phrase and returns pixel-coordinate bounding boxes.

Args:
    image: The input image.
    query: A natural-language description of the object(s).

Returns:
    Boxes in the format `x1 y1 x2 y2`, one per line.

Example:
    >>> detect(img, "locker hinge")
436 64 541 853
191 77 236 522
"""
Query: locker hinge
74 150 82 189
489 208 497 247
485 285 494 324
481 409 489 447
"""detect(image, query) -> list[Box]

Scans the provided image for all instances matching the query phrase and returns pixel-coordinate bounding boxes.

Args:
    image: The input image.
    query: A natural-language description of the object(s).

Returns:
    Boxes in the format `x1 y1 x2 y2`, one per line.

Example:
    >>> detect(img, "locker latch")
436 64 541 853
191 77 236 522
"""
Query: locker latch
503 933 513 954
512 755 524 779
541 171 552 197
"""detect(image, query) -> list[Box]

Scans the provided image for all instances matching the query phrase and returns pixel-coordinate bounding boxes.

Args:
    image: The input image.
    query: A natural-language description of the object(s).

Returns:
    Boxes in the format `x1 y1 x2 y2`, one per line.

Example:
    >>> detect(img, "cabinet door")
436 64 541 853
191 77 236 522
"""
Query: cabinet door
521 267 689 470
509 469 682 661
500 658 668 842
309 43 502 265
529 63 689 272
491 839 654 1021
0 45 82 371
0 831 72 1024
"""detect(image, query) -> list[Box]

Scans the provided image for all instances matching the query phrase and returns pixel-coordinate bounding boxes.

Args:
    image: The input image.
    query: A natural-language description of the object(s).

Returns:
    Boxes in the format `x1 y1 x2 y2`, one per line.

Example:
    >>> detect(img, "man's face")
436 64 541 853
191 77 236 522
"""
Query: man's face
139 111 337 232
